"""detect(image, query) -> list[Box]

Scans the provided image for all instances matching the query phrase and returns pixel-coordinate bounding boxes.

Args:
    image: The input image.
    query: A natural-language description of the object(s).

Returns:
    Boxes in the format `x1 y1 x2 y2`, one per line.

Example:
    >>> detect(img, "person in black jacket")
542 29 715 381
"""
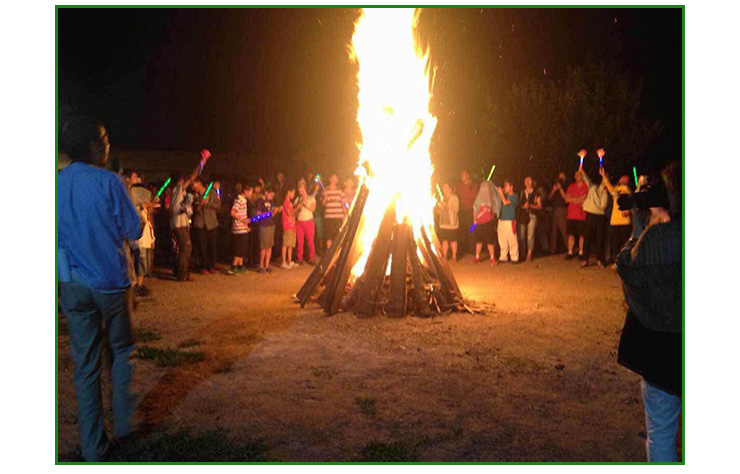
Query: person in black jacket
616 161 682 462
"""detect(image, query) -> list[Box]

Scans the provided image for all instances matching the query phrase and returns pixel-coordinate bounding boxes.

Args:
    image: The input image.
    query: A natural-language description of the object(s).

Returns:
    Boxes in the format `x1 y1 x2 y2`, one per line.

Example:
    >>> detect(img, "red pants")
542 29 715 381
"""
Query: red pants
296 219 316 262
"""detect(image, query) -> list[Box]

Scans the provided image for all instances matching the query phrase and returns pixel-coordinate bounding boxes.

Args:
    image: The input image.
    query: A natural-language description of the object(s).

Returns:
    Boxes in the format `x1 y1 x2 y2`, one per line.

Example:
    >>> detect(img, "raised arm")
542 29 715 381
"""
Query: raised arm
183 149 211 189
496 186 511 205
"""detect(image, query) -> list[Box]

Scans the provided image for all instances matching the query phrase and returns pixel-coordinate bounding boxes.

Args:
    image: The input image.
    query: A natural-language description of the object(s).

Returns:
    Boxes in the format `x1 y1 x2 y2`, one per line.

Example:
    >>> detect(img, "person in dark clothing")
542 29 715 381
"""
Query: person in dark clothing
616 161 682 462
549 172 569 254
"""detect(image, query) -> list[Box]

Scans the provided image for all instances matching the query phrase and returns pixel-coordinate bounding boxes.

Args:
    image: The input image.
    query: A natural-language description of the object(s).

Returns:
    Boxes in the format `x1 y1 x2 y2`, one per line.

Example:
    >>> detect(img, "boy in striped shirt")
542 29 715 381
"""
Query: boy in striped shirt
228 184 253 275
322 174 346 249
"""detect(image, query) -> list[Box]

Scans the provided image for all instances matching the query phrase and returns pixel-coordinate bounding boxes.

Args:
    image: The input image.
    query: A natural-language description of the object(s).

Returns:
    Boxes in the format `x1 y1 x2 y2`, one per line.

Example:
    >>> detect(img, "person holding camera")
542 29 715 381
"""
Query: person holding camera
616 162 682 462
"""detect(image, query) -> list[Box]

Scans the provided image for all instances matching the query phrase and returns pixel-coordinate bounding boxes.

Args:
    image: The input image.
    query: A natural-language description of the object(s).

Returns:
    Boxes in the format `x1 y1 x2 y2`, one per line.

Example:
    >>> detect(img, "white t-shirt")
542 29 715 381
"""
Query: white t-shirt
297 195 316 222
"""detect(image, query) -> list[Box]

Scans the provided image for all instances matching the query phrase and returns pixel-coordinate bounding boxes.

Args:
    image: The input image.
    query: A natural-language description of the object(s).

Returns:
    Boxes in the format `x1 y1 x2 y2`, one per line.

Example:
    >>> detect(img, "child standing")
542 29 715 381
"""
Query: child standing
281 186 297 269
257 187 277 273
228 184 252 275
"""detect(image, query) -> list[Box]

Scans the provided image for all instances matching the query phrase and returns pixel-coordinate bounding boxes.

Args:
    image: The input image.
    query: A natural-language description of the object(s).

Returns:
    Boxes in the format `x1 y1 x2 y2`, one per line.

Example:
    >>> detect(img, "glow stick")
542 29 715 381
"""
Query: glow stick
596 148 605 168
248 211 273 224
156 177 171 198
486 164 496 181
203 181 214 199
435 183 444 200
578 149 587 167
345 202 350 210
216 189 221 199
633 167 639 187
469 223 477 233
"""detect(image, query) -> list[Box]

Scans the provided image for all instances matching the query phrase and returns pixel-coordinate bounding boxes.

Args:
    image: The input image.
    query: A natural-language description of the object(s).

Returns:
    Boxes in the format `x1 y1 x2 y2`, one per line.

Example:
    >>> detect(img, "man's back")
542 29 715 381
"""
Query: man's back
58 162 141 291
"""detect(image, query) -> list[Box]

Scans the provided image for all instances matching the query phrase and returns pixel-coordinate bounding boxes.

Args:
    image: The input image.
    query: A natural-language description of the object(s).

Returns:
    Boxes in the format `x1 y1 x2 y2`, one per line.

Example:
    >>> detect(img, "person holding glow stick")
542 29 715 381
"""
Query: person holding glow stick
436 182 460 262
457 170 479 257
170 149 211 281
579 165 609 267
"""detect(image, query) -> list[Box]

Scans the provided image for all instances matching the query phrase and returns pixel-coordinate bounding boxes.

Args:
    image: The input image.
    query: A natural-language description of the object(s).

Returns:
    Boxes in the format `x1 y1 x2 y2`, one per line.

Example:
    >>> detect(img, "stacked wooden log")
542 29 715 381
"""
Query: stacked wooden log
295 184 475 317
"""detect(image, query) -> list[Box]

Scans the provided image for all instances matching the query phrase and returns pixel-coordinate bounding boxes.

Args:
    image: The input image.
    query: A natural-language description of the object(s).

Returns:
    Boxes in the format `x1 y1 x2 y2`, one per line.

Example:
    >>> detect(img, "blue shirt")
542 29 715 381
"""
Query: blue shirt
500 193 518 221
58 162 142 291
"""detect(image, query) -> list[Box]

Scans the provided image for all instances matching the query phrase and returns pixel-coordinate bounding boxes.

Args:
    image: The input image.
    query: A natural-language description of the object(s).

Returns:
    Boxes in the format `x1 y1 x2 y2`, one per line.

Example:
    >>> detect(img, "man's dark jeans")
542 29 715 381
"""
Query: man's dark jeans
59 281 135 461
172 226 192 279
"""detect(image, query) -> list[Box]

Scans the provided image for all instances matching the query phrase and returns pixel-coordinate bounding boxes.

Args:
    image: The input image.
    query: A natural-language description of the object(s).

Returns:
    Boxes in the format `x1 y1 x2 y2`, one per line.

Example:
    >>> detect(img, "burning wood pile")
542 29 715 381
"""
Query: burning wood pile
295 8 480 317
295 183 474 317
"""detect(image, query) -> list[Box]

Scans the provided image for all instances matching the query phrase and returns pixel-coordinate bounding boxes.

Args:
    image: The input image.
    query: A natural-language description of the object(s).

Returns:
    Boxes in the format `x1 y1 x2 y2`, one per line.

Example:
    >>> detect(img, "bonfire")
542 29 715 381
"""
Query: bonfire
296 8 474 317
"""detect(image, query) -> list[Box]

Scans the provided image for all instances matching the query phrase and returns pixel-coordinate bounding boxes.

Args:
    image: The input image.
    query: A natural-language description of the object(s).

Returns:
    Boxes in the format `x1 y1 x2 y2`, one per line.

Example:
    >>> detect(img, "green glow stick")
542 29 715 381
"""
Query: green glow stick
632 167 639 187
435 183 443 200
203 181 214 199
156 177 171 198
486 164 496 181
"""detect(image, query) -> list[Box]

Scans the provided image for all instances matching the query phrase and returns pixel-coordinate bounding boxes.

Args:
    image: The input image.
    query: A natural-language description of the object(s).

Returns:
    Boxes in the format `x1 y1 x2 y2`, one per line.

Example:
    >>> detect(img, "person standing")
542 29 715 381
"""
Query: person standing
342 177 356 211
256 187 277 273
436 182 460 262
549 172 569 254
565 170 588 260
518 176 542 262
580 165 609 267
497 181 520 263
599 167 633 267
58 119 142 461
281 186 298 268
617 162 681 462
190 178 209 274
457 169 479 256
228 183 252 275
247 180 263 268
295 184 317 265
202 180 222 273
170 150 212 281
471 181 501 264
323 173 345 250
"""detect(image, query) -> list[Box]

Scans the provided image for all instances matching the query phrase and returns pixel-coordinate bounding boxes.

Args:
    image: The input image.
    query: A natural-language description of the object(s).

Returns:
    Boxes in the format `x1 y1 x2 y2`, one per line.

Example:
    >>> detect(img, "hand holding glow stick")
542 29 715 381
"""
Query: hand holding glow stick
596 148 605 168
577 149 587 167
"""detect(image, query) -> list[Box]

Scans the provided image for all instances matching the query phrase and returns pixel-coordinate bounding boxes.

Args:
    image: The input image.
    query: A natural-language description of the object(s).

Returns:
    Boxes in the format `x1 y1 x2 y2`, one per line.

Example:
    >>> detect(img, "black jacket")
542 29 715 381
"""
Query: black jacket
616 219 682 396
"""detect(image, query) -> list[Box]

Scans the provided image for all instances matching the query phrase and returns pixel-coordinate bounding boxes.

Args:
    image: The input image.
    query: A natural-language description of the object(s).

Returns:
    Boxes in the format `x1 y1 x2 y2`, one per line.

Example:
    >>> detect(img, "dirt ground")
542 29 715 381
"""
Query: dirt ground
57 254 655 462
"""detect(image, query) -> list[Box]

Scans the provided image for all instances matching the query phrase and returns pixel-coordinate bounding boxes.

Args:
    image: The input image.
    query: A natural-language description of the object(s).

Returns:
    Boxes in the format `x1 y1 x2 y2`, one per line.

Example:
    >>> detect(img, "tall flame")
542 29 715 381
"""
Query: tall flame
349 8 438 277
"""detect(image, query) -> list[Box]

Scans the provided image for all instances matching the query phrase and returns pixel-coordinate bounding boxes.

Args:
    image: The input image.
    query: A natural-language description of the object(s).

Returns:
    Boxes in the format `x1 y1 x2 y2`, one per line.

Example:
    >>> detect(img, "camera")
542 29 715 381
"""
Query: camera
617 183 669 211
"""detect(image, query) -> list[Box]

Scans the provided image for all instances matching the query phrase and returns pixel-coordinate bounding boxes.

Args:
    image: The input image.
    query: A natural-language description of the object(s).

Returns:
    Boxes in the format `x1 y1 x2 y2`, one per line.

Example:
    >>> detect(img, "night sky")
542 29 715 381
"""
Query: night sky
58 7 682 175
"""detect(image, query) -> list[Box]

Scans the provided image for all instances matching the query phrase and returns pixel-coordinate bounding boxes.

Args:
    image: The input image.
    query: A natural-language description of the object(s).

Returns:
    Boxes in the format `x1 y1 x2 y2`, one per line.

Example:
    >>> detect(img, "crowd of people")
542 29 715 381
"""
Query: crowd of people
58 118 681 463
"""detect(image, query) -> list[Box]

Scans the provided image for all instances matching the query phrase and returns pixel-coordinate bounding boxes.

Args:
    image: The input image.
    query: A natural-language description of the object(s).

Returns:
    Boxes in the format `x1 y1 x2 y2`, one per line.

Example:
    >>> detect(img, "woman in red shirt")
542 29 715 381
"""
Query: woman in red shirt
563 170 588 259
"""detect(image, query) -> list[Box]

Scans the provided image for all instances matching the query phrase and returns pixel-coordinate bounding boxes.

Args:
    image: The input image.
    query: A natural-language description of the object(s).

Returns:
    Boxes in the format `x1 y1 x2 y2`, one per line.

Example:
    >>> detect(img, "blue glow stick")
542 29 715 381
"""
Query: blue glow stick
469 223 477 233
248 211 273 223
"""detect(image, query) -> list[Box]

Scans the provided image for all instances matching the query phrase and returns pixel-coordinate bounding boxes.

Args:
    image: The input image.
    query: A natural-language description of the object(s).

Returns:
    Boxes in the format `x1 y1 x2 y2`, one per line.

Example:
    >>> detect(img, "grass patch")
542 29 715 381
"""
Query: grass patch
178 338 202 349
59 429 268 462
136 328 162 343
135 346 205 367
354 397 377 417
356 441 418 462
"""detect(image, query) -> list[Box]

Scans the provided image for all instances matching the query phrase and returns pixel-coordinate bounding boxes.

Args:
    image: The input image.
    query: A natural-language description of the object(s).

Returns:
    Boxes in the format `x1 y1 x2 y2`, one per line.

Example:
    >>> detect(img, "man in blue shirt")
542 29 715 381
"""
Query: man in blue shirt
496 180 520 263
58 118 142 461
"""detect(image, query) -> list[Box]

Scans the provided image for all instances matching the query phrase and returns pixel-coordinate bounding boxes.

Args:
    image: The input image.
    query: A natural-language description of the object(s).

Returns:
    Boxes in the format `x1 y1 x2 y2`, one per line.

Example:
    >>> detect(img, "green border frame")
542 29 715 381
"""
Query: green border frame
55 4 685 465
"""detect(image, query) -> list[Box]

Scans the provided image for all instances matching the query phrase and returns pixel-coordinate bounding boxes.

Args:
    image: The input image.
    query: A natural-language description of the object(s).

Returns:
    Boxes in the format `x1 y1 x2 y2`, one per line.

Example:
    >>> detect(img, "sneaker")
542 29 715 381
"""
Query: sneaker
281 263 291 269
265 267 273 273
564 253 574 260
227 266 238 276
289 261 298 268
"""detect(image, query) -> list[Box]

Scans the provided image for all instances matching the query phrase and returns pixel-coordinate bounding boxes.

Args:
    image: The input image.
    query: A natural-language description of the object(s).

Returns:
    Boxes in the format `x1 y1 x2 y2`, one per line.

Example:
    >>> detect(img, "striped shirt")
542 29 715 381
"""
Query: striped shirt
231 195 249 234
324 188 345 220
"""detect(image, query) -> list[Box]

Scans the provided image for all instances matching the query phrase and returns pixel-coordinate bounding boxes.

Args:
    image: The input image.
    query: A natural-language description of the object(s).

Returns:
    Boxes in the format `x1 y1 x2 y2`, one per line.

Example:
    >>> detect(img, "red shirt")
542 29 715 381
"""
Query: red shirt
281 196 296 231
566 182 588 221
457 180 479 210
